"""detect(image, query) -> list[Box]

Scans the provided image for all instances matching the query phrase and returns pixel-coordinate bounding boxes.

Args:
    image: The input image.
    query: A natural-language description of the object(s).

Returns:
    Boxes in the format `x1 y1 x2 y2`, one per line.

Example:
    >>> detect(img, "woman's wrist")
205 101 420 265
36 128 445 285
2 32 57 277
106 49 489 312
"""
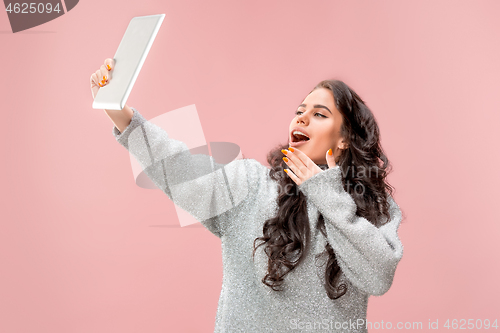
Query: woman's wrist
104 104 134 133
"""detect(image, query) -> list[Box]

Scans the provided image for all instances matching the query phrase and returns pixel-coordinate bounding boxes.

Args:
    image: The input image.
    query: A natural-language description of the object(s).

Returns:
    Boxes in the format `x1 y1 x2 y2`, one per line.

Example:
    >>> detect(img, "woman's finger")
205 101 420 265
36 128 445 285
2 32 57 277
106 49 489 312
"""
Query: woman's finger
99 65 109 86
94 69 103 87
283 155 305 181
91 73 100 87
284 168 301 186
287 147 314 169
104 58 114 71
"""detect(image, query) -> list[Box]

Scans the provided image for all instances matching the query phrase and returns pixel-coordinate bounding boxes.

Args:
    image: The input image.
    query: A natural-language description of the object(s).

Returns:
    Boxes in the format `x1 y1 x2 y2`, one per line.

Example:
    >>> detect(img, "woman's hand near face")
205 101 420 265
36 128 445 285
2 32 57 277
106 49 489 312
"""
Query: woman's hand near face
281 147 336 186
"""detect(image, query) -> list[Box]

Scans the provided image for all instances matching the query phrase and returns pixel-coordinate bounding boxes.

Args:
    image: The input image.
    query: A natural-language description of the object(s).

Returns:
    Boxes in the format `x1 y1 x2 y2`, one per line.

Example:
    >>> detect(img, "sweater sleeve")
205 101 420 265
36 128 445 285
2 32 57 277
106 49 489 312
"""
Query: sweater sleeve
112 107 264 239
298 166 404 296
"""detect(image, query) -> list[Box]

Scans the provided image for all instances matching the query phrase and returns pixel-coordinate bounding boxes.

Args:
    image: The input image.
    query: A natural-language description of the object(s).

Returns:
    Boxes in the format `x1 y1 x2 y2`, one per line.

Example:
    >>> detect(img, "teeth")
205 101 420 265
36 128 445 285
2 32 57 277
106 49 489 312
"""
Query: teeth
292 131 309 139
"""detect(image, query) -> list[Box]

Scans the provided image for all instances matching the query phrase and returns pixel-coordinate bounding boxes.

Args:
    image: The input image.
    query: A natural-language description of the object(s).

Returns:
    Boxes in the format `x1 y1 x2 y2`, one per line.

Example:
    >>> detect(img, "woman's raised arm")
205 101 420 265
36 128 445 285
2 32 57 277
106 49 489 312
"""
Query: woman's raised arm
110 107 266 238
90 58 267 238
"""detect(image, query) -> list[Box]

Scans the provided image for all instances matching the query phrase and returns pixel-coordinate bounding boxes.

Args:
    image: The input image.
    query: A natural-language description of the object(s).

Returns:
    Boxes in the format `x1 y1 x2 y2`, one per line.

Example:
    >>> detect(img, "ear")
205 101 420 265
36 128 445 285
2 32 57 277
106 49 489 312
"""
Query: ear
339 138 349 150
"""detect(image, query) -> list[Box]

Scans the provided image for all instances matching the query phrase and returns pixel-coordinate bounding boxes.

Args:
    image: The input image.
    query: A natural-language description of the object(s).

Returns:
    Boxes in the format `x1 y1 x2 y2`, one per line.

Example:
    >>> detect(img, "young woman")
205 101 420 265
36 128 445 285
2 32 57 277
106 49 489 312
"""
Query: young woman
91 59 404 332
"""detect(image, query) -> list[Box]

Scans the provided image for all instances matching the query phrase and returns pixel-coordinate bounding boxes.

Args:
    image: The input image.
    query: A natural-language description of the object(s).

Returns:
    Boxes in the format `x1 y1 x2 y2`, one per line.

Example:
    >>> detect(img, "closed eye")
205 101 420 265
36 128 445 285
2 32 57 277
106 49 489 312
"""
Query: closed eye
295 111 326 118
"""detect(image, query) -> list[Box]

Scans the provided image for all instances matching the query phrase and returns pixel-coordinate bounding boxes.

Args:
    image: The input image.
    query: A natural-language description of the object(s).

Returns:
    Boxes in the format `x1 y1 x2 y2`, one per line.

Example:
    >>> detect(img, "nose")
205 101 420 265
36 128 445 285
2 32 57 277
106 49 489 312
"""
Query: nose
296 111 309 125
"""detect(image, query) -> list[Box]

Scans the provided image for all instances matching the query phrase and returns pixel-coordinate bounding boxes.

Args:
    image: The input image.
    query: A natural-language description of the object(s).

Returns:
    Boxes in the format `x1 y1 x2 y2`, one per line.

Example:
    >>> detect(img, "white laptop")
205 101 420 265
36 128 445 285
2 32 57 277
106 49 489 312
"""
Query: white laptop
92 14 165 110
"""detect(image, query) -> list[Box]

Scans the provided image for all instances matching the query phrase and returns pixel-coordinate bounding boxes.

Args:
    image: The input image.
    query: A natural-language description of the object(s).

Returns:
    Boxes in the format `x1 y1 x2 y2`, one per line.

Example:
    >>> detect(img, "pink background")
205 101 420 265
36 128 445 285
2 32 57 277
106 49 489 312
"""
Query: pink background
1 0 499 332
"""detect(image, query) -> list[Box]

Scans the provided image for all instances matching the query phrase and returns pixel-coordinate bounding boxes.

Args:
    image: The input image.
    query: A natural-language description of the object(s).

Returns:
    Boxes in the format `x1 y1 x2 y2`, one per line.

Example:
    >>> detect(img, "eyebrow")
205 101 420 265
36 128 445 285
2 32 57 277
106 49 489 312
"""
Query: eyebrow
298 104 332 115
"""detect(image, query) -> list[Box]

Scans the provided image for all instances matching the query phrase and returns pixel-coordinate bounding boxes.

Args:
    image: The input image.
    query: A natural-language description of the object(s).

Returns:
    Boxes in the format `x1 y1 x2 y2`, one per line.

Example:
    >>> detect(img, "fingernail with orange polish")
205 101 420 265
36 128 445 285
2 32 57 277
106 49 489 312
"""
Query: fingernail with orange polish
283 157 289 162
288 147 294 152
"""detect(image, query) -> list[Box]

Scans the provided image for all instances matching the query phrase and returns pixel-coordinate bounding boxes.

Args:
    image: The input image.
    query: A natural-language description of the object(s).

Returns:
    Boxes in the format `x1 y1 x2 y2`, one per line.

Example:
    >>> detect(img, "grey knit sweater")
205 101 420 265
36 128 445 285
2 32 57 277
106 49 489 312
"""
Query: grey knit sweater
112 107 404 333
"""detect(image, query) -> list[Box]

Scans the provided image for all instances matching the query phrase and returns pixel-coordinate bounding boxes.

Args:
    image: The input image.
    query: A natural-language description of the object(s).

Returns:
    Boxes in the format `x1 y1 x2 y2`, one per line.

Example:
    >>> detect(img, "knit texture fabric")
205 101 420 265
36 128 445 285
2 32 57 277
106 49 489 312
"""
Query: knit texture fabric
112 107 404 333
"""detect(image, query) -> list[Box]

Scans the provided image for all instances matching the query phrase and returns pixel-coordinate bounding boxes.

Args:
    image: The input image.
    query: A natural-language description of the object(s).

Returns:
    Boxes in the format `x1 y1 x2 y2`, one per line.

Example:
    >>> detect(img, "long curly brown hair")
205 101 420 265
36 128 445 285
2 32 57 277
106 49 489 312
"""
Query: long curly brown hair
251 79 395 299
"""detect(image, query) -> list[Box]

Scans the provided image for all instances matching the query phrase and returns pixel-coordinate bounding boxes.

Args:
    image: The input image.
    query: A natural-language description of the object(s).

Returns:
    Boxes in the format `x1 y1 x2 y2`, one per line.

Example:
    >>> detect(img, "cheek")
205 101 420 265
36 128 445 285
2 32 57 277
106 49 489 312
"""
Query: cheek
315 129 335 144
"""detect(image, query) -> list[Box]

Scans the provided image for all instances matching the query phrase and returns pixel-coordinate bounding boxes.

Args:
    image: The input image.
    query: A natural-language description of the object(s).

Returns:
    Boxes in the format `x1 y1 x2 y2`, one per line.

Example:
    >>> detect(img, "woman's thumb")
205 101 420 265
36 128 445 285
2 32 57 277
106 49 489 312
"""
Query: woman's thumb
326 148 336 169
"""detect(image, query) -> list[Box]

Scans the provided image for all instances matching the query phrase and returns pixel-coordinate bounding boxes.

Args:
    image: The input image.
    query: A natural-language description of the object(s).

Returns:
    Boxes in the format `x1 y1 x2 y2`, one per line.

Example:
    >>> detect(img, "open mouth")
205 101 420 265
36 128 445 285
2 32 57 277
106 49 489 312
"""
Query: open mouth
290 131 310 143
